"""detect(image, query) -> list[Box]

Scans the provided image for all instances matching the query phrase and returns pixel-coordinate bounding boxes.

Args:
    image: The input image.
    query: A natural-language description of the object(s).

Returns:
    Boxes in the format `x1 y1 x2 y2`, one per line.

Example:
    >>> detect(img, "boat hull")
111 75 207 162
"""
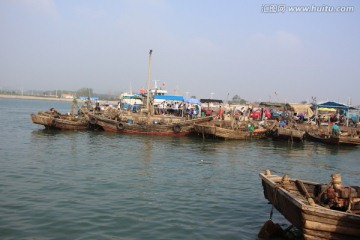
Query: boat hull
270 127 305 142
260 171 360 240
31 113 88 130
31 113 54 128
53 118 88 130
193 122 267 140
89 114 213 136
306 131 360 146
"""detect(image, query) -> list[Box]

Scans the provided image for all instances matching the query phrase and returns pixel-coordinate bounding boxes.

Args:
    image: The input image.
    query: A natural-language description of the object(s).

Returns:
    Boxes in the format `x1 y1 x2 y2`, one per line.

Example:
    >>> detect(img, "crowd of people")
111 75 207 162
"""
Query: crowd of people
154 101 201 119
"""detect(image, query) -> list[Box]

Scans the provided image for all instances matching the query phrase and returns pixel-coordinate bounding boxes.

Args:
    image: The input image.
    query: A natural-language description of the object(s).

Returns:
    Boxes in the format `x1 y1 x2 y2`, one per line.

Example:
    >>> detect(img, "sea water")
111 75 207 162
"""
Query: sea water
0 98 359 240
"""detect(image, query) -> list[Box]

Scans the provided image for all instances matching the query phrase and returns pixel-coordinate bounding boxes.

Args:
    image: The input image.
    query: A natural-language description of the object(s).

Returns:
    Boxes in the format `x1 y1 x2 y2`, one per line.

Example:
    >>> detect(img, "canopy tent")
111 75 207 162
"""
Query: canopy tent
316 101 350 111
285 103 314 117
315 101 359 126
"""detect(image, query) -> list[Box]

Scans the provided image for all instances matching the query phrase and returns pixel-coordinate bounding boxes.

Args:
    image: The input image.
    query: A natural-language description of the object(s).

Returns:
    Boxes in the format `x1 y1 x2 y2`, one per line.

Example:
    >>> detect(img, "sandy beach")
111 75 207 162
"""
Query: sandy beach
0 94 73 102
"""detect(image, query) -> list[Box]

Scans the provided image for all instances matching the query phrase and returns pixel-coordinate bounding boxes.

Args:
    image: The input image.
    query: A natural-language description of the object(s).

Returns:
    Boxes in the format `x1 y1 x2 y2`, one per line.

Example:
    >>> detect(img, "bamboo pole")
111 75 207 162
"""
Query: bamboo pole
146 50 153 115
230 107 235 130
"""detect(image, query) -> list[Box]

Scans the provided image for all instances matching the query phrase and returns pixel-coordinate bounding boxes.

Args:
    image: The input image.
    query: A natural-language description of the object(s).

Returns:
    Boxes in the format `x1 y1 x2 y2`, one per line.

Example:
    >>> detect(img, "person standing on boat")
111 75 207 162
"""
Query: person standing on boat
217 106 224 120
299 112 305 122
279 119 286 127
95 101 100 112
174 102 179 115
71 98 78 116
188 108 194 119
331 122 340 136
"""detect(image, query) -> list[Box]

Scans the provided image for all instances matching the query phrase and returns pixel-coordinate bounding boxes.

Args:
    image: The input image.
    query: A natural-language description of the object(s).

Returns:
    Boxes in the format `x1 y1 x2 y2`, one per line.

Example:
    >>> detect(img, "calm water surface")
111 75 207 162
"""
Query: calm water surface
1 98 359 240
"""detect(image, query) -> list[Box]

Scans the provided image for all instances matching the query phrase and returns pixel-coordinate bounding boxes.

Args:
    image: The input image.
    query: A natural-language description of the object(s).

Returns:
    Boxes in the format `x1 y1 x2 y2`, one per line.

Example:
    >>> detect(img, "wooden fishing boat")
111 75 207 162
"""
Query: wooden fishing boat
193 121 267 140
306 131 360 146
338 135 360 145
268 127 305 142
87 113 213 136
306 131 341 145
260 169 360 240
31 111 89 130
31 112 54 128
52 116 89 130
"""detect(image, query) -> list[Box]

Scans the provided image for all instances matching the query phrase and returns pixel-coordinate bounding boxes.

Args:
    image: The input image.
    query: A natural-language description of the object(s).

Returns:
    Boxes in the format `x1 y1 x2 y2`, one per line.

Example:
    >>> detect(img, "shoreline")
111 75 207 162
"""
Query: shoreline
0 94 73 102
0 94 118 105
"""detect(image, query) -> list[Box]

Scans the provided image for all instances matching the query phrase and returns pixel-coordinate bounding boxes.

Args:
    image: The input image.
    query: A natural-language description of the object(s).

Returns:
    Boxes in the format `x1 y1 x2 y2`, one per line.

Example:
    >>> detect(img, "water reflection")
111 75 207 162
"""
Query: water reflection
309 142 358 155
141 136 154 162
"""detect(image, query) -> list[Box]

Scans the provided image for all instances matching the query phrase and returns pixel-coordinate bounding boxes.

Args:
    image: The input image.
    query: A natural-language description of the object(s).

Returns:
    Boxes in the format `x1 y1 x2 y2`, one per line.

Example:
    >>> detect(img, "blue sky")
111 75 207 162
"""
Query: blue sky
1 0 359 104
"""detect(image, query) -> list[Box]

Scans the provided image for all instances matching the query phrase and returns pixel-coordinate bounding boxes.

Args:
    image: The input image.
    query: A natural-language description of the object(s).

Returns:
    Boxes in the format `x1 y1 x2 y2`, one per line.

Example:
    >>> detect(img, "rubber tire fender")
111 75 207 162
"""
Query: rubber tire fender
89 116 97 125
51 119 56 127
173 124 181 133
116 122 125 130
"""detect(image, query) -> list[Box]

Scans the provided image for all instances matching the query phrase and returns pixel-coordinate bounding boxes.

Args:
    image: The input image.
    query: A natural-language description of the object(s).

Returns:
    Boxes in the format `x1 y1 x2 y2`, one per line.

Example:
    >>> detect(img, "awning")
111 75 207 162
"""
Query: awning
154 95 184 101
285 103 314 116
317 101 350 111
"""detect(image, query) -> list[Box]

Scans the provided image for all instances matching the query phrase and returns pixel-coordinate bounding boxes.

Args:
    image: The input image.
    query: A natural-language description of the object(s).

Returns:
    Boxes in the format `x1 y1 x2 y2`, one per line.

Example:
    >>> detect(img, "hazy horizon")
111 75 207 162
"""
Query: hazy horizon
1 0 359 105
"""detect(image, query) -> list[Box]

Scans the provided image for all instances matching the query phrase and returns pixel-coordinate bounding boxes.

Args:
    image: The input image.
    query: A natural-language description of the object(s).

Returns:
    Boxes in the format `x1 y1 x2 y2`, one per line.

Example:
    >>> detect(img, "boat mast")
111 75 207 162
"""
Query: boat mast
146 49 153 113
